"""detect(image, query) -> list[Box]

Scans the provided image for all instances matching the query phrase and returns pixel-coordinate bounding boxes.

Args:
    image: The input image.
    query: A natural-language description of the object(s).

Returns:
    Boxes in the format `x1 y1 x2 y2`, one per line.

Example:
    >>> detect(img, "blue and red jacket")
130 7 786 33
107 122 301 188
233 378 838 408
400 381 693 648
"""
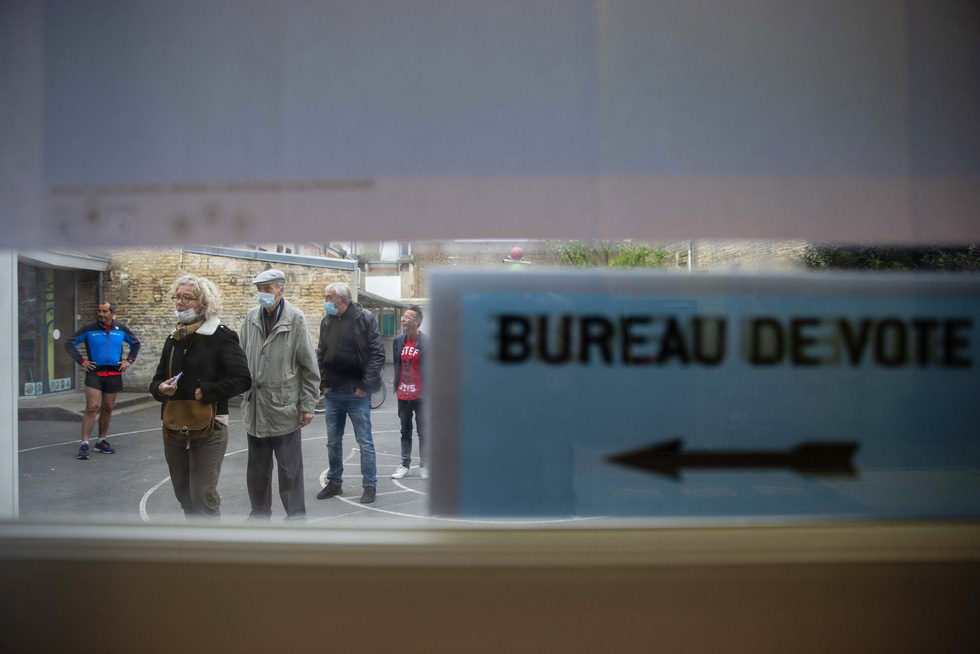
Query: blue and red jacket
64 320 141 375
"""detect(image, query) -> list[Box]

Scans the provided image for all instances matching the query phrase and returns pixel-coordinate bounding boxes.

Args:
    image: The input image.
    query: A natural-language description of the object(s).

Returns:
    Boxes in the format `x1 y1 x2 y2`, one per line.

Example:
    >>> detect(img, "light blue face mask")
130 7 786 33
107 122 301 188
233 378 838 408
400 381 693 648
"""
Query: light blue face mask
257 292 278 309
174 308 199 324
324 301 338 316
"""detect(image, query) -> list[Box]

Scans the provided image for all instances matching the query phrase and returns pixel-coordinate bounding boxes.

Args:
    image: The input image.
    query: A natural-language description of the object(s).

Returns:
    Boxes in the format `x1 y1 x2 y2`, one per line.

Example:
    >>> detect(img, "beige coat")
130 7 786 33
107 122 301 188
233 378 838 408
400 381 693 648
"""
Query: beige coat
240 299 320 438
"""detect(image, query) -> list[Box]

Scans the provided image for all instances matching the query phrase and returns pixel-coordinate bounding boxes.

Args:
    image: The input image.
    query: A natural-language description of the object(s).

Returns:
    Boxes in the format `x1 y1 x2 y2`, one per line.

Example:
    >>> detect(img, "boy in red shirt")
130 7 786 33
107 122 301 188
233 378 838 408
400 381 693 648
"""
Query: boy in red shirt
391 305 427 479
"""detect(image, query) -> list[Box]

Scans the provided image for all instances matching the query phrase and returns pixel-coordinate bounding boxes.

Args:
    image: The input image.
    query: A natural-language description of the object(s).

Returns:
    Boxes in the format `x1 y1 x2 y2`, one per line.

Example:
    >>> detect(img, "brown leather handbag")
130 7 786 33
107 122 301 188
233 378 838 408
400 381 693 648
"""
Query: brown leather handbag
162 343 216 441
163 400 216 441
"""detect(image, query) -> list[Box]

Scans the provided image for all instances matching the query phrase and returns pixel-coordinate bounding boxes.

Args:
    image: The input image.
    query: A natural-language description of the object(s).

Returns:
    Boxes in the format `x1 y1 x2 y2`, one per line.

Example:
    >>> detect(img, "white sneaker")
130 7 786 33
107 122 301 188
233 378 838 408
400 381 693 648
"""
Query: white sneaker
391 465 411 479
420 467 429 480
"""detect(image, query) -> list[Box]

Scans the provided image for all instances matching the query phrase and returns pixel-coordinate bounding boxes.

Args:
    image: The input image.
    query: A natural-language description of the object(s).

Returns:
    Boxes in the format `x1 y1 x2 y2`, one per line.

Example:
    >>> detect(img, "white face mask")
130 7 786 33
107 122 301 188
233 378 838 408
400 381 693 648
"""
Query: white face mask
175 307 199 324
257 292 278 309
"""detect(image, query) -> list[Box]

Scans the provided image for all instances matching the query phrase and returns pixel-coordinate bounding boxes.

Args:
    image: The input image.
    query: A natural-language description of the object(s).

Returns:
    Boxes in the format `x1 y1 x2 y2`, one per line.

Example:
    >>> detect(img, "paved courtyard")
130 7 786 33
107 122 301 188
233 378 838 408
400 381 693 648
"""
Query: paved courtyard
18 396 437 525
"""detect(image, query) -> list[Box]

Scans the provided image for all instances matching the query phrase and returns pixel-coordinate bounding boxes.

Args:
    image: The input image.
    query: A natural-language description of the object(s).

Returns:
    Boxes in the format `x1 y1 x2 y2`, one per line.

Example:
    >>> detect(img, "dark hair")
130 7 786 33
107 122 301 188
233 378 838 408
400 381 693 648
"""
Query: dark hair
100 301 117 313
407 304 423 323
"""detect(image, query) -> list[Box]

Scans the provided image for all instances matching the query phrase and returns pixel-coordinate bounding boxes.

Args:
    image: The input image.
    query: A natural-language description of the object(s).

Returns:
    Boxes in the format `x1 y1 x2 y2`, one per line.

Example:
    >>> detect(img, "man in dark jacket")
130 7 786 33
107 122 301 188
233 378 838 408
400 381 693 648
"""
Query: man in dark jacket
315 282 386 504
391 304 427 480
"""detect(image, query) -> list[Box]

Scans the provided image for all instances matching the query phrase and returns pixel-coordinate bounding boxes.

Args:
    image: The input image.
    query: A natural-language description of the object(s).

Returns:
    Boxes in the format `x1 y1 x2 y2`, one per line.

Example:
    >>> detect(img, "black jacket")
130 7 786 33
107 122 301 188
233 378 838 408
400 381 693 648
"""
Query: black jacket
150 318 252 416
392 331 426 395
317 303 385 394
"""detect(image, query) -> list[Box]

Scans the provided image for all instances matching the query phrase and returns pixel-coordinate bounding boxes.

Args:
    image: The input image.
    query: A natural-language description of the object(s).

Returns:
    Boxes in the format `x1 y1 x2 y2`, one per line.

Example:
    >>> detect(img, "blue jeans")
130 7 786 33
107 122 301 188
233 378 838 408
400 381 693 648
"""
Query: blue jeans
324 389 377 487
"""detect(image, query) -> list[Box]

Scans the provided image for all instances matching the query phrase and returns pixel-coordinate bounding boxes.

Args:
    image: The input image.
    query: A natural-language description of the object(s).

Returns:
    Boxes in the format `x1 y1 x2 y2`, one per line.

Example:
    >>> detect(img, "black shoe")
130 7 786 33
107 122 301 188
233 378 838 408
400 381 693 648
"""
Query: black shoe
360 486 376 504
316 482 343 499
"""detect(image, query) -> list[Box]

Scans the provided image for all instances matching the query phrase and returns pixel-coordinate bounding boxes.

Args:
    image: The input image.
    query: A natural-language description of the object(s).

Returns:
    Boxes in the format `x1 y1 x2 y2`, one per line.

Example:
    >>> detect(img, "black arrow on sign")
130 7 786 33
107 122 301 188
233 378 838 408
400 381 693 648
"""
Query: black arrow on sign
607 439 859 479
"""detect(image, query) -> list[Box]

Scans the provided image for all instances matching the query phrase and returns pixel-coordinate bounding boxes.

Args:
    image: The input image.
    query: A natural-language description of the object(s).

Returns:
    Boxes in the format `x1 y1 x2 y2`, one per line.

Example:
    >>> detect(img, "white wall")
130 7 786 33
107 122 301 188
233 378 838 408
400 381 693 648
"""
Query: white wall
365 275 403 301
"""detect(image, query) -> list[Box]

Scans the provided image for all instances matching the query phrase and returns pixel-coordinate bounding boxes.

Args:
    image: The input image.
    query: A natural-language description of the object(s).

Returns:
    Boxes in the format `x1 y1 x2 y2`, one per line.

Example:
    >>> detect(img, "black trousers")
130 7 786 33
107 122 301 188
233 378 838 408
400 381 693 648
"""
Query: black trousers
246 429 306 520
397 397 425 468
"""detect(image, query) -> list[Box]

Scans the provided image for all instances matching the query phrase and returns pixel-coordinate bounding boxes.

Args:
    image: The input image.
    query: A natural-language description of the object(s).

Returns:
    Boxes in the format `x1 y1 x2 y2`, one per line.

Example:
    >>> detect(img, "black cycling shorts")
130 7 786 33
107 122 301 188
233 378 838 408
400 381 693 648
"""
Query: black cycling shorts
84 371 123 394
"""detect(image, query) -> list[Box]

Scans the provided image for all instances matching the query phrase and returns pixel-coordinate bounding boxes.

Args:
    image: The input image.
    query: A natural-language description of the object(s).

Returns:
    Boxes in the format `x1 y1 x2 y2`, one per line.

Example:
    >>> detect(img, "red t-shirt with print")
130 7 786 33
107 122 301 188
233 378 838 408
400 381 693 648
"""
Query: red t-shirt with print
397 336 422 400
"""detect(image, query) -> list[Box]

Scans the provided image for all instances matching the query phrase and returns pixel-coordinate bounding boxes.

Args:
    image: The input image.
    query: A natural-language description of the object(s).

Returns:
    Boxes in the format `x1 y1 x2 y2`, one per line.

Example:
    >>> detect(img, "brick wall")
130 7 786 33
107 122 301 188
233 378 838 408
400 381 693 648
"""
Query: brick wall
104 248 355 392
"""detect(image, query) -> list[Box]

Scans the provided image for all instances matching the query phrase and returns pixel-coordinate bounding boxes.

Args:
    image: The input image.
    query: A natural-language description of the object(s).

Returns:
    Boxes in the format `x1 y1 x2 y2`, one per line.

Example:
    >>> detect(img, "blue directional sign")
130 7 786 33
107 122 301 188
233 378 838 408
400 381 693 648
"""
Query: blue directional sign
428 271 980 519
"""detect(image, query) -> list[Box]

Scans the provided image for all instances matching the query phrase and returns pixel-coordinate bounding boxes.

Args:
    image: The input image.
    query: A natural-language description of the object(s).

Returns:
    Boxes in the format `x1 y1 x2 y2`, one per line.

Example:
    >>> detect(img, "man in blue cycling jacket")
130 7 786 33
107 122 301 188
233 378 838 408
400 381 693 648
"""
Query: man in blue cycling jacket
64 301 141 460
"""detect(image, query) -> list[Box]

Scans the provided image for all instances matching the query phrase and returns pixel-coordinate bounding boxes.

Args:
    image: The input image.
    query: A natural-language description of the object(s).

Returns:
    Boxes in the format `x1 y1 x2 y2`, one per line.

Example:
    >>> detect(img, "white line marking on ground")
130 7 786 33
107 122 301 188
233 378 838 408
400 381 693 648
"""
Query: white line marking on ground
140 476 172 523
308 510 371 522
19 419 247 453
317 498 600 524
318 449 359 488
300 429 401 443
318 479 595 524
18 427 160 453
374 489 411 497
392 478 427 495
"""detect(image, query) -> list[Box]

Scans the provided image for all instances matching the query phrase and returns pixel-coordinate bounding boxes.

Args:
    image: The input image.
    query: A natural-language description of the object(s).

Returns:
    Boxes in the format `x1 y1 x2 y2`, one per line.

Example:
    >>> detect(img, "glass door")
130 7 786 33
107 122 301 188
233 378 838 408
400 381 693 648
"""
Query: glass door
18 264 77 396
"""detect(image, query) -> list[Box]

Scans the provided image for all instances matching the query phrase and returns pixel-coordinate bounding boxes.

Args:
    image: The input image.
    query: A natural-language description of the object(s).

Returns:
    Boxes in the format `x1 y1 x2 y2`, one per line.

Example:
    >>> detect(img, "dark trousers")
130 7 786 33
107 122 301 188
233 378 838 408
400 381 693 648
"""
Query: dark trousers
246 429 306 520
162 421 229 518
397 397 425 468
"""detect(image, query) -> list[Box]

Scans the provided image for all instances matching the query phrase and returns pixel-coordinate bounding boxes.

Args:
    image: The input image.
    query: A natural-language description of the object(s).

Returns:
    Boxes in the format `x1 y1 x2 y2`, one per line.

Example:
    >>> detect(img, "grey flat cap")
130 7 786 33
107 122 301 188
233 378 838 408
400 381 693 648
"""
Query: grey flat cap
252 269 286 285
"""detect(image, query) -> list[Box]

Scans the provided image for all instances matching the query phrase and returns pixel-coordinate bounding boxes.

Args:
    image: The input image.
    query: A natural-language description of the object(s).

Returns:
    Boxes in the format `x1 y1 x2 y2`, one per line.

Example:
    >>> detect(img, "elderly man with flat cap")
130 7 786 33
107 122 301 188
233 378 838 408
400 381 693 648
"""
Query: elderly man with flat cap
239 269 320 520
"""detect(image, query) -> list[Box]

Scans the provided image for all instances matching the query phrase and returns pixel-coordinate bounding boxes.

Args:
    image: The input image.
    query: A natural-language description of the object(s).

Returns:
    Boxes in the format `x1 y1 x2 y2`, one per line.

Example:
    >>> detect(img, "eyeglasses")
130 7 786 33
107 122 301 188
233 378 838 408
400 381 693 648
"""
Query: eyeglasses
171 294 198 303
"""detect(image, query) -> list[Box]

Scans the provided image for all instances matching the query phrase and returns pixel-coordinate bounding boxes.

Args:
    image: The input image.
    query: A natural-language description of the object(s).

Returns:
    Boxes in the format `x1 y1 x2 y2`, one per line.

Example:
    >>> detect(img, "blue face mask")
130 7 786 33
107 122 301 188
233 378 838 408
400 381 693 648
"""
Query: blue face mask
257 292 278 309
324 301 338 316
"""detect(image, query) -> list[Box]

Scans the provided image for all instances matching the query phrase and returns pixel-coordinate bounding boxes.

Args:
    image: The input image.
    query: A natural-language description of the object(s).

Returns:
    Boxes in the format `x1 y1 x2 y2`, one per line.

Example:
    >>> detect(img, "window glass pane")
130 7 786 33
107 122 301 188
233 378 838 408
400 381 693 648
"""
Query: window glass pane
15 242 980 526
8 0 980 532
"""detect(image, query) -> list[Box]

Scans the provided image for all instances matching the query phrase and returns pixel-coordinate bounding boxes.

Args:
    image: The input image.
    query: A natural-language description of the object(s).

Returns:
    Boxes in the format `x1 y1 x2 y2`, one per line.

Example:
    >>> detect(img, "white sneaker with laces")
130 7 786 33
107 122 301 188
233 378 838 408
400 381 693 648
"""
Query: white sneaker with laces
391 465 411 479
420 467 429 480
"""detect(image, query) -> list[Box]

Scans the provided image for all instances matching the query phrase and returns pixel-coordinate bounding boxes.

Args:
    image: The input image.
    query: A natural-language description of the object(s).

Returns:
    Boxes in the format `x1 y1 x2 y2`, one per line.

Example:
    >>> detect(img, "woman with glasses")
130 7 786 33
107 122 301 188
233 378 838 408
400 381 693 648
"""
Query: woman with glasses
150 274 251 518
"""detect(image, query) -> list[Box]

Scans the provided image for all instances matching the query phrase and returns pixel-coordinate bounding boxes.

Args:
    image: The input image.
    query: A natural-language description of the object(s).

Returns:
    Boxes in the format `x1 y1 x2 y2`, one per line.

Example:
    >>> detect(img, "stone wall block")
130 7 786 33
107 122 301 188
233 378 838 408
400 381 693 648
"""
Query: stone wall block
102 249 353 391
